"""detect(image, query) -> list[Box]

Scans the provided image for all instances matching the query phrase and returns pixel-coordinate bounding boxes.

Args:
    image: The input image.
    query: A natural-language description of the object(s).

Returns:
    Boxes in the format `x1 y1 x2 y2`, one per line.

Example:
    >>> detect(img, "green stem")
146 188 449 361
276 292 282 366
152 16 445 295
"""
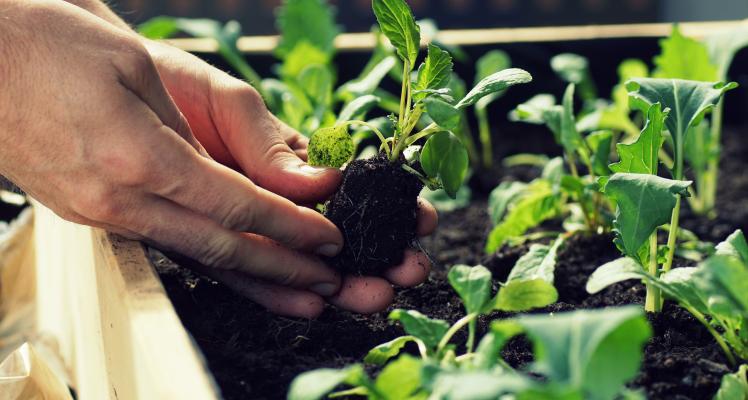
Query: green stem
644 233 661 313
397 62 410 130
688 307 736 366
477 107 493 169
703 99 724 217
661 197 681 274
467 319 477 354
404 123 440 147
437 314 476 355
340 121 390 157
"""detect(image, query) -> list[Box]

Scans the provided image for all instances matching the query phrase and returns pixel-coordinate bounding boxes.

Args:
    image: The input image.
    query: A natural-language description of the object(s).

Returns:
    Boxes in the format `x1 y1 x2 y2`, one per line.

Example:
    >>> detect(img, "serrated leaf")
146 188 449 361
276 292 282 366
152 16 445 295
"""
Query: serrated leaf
448 265 493 315
654 25 718 81
626 78 737 172
457 68 532 109
516 306 651 400
288 365 365 400
372 0 421 66
424 98 461 131
276 0 340 58
389 309 450 349
281 41 331 79
374 355 422 399
337 95 380 123
308 125 354 168
586 257 645 294
421 132 469 198
602 173 692 259
485 180 559 254
715 229 748 263
414 44 453 101
610 103 668 175
488 181 529 225
364 336 417 365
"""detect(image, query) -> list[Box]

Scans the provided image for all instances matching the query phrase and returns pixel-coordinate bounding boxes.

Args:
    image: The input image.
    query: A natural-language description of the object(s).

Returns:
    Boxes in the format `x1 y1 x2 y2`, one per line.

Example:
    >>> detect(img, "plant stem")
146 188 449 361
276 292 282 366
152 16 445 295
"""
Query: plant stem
644 233 662 313
404 123 440 147
341 121 391 157
397 62 410 130
688 307 736 366
661 197 681 274
703 99 724 217
467 319 477 354
476 107 493 169
437 314 476 355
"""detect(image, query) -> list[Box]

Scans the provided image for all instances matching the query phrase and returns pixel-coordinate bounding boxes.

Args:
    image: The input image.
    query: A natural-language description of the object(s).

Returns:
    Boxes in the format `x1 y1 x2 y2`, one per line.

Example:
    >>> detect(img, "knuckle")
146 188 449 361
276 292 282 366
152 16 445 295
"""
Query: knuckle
199 237 241 270
220 200 256 231
71 185 123 223
112 40 157 84
276 263 301 287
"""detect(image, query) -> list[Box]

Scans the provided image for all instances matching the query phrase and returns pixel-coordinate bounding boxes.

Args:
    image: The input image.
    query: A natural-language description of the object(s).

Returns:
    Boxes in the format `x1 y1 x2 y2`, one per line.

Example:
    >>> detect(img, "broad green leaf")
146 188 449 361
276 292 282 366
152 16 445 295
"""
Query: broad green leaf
288 365 365 400
494 280 558 312
421 132 469 198
473 321 524 370
308 125 354 168
457 69 532 109
714 364 748 400
281 42 331 79
488 181 529 225
551 53 589 85
626 78 737 173
414 44 454 101
338 56 397 100
692 256 748 317
560 84 585 156
506 238 564 284
276 0 340 58
375 355 422 399
610 103 668 175
654 25 718 81
658 267 709 315
474 50 512 110
516 306 651 400
715 230 748 263
389 309 450 349
684 120 711 175
586 130 613 176
364 336 417 365
448 265 493 315
337 95 380 123
372 0 421 66
510 94 557 125
602 173 692 259
707 25 748 80
586 257 645 294
137 16 180 39
485 180 559 254
298 64 333 107
424 98 461 131
427 370 531 400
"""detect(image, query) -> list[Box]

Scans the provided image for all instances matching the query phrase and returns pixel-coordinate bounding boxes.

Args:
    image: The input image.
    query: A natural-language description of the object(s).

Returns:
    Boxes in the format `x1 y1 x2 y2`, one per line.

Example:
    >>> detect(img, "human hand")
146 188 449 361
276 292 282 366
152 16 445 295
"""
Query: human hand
144 40 437 318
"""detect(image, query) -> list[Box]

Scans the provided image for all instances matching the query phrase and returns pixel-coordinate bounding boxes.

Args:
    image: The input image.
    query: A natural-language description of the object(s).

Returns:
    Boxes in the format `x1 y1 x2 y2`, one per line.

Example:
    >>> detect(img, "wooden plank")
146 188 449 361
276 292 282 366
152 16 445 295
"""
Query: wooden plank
33 204 219 400
162 19 748 54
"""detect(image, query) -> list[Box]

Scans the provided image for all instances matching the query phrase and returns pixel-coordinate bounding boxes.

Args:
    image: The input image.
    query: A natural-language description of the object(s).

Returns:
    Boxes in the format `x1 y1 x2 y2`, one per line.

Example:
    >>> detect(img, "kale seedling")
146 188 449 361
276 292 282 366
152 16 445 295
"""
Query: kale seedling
308 0 531 275
288 265 651 400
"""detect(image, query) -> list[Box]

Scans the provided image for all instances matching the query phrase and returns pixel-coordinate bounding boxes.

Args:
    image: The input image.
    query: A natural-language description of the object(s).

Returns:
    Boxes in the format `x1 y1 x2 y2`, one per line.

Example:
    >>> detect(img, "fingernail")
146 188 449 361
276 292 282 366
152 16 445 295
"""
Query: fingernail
299 164 334 176
310 282 338 297
316 243 341 257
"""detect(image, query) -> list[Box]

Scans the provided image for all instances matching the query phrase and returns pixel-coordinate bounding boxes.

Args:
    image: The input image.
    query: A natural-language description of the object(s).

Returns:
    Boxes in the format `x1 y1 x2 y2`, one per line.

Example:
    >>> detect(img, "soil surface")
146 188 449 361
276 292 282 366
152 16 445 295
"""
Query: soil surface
153 126 748 400
324 154 423 276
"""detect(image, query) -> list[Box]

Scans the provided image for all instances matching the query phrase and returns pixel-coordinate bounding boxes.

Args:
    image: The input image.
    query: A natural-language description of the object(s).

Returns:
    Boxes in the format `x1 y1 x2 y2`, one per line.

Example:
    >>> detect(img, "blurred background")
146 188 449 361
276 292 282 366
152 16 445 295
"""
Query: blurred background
112 0 748 35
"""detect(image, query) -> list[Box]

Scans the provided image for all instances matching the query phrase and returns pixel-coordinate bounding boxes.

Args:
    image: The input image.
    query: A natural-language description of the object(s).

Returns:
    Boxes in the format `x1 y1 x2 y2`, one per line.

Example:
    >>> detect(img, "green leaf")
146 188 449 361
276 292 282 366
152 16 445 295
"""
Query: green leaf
586 257 646 294
288 365 366 400
298 64 333 107
707 25 748 80
424 98 461 131
137 16 180 39
626 78 737 175
420 185 472 213
448 265 493 315
516 306 652 400
281 42 331 79
414 44 454 101
602 173 692 259
337 95 381 123
586 130 613 176
308 125 354 168
474 50 512 110
654 25 718 81
364 336 417 365
457 69 533 110
389 309 450 349
488 181 529 225
714 364 748 400
338 56 397 100
560 84 585 156
485 180 559 254
427 370 531 400
692 256 748 317
610 103 668 175
494 238 563 312
658 267 709 315
421 132 469 198
551 53 590 85
372 0 421 67
510 94 557 125
715 230 748 263
473 321 524 370
375 355 423 399
276 0 340 59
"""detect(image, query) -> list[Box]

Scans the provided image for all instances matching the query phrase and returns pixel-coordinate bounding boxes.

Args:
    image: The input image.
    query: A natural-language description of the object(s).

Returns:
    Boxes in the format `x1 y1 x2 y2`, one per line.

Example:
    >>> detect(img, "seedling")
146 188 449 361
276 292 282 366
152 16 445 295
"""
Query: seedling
288 266 651 400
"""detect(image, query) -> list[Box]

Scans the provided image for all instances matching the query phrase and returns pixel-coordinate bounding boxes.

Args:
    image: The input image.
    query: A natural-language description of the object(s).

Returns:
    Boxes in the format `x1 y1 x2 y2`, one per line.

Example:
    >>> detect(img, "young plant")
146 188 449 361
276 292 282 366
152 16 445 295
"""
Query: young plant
472 50 512 169
588 229 748 367
288 269 651 400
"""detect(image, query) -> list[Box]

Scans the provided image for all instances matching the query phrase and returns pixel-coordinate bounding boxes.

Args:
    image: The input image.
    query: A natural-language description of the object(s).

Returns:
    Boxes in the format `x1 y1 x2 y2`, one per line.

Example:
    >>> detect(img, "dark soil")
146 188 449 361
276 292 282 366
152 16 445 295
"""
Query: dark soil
152 126 748 400
323 154 423 276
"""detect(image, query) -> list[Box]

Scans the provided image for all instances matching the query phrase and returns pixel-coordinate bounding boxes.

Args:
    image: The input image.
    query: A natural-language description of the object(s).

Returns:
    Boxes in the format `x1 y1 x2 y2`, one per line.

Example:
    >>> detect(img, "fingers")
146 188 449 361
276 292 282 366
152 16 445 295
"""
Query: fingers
328 276 395 314
384 249 432 287
152 156 343 255
417 198 438 237
126 195 341 295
